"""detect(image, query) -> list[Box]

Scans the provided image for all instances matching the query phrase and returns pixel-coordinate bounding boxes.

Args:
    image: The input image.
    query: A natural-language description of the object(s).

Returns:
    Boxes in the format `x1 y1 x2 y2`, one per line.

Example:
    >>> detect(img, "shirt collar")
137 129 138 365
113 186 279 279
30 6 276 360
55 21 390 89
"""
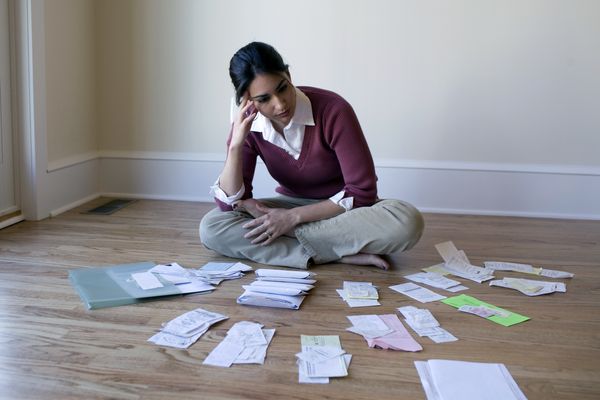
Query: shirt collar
251 87 314 132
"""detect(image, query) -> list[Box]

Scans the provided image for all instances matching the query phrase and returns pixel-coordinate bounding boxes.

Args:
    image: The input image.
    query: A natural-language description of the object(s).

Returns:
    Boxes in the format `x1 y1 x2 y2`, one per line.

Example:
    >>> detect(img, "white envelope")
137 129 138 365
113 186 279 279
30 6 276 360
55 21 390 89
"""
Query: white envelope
237 290 305 310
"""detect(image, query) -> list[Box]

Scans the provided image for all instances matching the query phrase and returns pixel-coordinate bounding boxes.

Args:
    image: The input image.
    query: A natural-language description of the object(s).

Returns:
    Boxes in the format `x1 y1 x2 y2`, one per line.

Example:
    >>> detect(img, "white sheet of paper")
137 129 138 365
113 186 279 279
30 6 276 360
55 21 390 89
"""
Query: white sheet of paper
389 283 446 303
203 340 245 368
415 359 527 400
131 271 164 290
427 328 458 343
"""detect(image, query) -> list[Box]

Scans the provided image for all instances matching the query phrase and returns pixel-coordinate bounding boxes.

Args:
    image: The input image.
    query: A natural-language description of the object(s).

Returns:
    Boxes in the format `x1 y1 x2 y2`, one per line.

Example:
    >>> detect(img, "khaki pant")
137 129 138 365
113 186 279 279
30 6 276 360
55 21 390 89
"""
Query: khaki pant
199 196 424 269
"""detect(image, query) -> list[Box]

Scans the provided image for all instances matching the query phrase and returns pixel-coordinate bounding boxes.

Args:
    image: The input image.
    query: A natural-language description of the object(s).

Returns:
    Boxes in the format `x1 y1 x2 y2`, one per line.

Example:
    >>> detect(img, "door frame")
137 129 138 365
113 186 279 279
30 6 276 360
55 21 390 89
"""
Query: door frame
8 0 47 221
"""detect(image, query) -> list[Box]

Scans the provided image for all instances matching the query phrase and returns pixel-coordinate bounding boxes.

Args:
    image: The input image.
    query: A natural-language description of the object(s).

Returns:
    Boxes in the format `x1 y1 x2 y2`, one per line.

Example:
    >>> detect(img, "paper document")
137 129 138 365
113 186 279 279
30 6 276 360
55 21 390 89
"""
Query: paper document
148 308 228 349
297 335 350 384
203 321 275 367
441 294 529 327
131 271 164 290
336 289 380 308
389 282 446 303
237 269 316 310
489 277 566 296
484 261 574 279
343 281 379 299
398 306 458 343
434 241 494 283
415 359 528 400
404 272 463 290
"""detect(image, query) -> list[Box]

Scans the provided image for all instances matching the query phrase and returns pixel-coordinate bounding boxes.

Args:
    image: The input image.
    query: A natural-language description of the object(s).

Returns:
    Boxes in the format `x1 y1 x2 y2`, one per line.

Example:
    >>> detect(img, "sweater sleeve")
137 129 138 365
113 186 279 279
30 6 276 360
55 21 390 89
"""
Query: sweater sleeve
213 127 259 211
325 99 378 208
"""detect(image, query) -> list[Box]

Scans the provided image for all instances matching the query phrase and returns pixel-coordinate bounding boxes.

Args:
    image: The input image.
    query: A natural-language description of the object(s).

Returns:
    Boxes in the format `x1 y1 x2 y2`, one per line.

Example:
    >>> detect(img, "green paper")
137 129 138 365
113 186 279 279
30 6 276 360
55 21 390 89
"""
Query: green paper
441 294 530 326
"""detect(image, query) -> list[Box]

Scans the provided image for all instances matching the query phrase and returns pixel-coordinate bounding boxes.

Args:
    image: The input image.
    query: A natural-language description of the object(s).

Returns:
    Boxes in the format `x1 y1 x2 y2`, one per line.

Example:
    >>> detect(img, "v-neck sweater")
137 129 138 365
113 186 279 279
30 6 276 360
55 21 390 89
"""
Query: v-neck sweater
216 86 378 211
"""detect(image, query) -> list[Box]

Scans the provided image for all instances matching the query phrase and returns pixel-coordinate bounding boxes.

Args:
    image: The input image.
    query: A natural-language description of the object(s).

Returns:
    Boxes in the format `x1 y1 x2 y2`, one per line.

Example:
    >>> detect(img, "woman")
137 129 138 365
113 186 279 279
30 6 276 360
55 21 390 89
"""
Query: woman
200 42 423 269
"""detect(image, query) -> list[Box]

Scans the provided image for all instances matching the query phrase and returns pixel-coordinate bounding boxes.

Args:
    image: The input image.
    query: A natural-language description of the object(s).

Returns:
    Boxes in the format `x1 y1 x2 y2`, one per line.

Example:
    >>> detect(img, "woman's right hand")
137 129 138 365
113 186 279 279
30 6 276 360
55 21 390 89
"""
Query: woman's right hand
230 97 257 148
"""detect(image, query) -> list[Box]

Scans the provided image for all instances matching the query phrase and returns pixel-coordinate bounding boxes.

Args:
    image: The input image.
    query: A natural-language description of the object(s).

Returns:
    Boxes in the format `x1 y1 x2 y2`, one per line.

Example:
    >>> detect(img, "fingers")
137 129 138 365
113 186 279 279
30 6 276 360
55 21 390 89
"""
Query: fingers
242 216 278 245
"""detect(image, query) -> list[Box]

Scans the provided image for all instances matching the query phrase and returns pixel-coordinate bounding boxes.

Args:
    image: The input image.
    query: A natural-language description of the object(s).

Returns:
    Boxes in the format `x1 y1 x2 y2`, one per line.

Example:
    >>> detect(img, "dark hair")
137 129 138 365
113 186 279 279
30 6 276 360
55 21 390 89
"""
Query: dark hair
229 42 289 105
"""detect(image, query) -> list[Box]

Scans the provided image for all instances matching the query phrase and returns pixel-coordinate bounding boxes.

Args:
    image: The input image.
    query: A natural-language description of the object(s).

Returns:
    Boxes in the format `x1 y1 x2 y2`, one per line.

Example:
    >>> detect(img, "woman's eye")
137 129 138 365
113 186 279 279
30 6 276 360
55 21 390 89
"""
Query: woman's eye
256 97 268 104
278 84 288 93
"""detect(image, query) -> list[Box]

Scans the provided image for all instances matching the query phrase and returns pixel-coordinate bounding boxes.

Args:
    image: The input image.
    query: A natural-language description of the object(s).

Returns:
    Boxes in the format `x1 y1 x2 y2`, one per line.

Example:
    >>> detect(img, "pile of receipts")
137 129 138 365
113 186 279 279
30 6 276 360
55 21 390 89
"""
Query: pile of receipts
297 335 351 384
346 314 422 351
148 308 228 349
203 321 275 367
337 281 380 307
428 241 495 283
397 306 457 343
135 261 252 293
237 269 316 310
485 261 571 296
193 261 254 284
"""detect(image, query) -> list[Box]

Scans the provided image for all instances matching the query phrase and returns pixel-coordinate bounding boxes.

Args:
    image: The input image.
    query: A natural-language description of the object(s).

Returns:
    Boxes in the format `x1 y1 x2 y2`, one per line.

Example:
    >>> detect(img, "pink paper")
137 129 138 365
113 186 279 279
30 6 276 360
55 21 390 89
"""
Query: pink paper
366 314 422 352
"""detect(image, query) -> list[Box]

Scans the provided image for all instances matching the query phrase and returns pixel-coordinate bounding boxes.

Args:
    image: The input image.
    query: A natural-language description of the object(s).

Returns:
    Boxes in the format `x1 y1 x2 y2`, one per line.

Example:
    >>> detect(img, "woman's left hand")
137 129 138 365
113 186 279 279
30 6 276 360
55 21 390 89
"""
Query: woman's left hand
242 204 299 245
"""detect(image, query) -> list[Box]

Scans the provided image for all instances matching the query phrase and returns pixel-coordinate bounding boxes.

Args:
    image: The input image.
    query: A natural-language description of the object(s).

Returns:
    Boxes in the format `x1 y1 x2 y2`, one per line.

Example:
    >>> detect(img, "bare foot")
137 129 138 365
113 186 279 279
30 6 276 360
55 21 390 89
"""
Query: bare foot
339 253 390 270
234 199 266 219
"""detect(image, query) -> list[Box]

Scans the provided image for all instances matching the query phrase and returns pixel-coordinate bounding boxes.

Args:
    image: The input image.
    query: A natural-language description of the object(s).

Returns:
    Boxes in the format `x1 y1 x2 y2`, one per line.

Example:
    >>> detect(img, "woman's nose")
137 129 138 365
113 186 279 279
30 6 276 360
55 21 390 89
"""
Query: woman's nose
273 95 286 110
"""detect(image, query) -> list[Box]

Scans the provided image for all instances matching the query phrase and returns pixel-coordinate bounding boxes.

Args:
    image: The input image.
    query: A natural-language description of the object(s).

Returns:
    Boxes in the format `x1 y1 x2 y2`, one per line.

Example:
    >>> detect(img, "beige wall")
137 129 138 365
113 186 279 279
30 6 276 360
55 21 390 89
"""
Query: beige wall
48 0 600 166
45 0 97 163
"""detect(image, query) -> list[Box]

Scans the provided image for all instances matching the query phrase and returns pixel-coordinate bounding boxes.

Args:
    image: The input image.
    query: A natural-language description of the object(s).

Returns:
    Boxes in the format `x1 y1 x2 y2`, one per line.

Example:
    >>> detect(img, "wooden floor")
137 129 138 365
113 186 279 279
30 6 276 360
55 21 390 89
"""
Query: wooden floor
1 198 599 400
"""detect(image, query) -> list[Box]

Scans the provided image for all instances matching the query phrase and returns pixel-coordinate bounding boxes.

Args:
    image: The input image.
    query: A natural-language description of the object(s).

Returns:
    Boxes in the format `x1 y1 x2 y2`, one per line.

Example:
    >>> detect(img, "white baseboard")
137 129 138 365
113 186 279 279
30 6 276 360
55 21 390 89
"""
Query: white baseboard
43 151 600 220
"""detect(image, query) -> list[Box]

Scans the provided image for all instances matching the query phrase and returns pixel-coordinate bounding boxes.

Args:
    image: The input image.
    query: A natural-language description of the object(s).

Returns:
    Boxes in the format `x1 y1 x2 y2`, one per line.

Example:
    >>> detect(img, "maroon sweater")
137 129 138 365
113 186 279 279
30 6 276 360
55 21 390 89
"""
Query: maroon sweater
215 86 378 211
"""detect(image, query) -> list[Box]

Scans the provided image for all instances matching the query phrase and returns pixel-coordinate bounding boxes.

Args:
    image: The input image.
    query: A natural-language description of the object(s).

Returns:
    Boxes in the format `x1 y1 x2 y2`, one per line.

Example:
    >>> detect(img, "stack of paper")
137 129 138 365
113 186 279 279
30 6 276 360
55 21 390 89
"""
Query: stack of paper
489 277 566 296
398 306 457 343
337 281 380 307
432 241 495 283
203 321 275 367
148 308 228 349
146 263 215 294
484 261 574 279
237 269 316 310
346 314 422 351
415 359 527 400
296 335 351 384
389 282 447 303
193 262 253 285
441 294 530 327
404 271 468 293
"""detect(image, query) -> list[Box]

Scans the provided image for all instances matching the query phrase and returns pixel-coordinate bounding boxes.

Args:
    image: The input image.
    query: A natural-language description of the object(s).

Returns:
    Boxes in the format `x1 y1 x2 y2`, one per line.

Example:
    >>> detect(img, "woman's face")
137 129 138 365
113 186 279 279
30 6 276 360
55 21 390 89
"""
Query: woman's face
247 73 296 129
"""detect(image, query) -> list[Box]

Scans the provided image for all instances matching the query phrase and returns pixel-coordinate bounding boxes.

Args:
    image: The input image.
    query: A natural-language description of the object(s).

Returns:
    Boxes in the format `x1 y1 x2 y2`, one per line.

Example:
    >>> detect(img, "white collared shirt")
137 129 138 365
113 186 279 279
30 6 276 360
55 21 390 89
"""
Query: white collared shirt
248 88 314 160
211 88 354 210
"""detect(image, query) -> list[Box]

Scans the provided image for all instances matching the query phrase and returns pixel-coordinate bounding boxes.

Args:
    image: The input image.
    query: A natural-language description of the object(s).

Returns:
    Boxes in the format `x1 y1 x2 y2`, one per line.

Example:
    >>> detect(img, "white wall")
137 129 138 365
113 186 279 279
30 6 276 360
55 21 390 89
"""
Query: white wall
94 0 600 166
34 0 600 219
45 0 97 166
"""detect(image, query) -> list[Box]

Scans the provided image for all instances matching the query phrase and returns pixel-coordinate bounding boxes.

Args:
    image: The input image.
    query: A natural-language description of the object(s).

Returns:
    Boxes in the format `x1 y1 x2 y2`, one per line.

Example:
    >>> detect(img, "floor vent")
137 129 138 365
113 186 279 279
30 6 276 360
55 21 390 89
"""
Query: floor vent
84 199 136 215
